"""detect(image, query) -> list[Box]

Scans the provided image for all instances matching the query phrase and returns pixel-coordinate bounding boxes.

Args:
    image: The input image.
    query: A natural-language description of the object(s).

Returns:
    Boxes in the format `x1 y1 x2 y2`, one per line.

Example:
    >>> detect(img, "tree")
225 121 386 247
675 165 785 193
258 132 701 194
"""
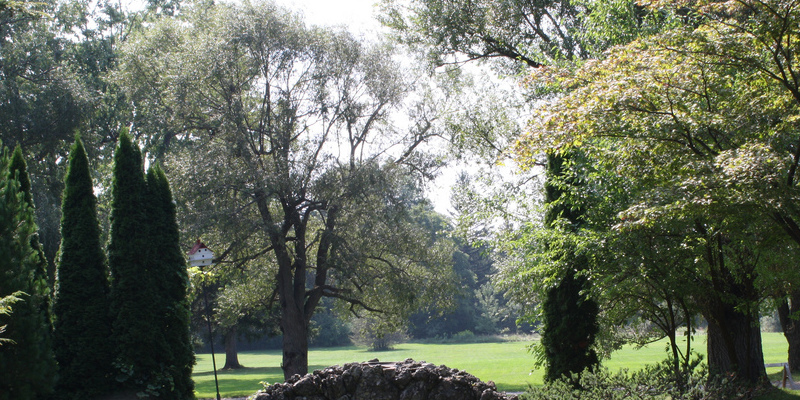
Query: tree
1 0 85 276
107 131 155 394
515 0 800 382
108 132 197 398
8 145 51 320
52 137 114 399
144 165 195 398
381 0 672 72
0 0 142 286
536 152 600 382
382 0 661 380
117 1 456 379
0 143 56 400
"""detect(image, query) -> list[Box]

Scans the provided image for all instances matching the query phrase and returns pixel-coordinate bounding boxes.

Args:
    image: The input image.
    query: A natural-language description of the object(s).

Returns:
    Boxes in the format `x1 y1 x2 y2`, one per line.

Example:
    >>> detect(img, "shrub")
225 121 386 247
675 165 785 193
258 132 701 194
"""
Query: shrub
521 364 771 400
452 330 476 342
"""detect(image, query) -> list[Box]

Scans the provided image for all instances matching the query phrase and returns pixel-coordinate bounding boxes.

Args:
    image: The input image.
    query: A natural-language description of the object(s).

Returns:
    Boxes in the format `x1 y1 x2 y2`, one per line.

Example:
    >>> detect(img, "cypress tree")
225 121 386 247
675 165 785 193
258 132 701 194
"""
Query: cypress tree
53 137 113 399
0 144 57 400
540 153 600 383
8 146 52 319
10 146 53 288
145 165 195 399
108 131 157 394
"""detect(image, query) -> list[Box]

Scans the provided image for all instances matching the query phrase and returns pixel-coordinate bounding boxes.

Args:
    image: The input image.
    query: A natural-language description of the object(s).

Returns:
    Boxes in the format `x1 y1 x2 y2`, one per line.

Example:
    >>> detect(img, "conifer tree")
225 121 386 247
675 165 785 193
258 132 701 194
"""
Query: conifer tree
10 146 53 288
8 146 51 321
0 144 57 400
53 137 113 399
540 153 600 383
145 165 195 399
108 131 157 393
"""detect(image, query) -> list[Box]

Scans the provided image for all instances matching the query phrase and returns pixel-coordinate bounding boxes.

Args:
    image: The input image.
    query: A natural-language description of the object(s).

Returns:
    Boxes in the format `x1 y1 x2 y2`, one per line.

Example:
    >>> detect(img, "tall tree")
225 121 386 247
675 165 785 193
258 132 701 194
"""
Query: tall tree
0 144 56 400
118 1 456 379
144 165 195 399
539 153 599 382
53 137 113 399
8 145 50 319
107 131 156 394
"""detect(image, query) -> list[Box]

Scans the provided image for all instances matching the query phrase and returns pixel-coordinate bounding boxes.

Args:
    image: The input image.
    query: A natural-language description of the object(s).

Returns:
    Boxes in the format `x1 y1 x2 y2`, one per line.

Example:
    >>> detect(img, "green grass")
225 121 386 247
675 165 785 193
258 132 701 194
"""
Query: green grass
193 332 799 399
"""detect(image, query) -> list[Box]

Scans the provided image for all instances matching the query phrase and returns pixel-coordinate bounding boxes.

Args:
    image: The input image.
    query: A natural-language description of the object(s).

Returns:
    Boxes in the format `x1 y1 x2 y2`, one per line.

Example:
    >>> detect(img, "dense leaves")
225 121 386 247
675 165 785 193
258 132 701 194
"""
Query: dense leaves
515 0 800 384
144 165 195 399
0 144 56 400
107 132 196 397
53 137 114 399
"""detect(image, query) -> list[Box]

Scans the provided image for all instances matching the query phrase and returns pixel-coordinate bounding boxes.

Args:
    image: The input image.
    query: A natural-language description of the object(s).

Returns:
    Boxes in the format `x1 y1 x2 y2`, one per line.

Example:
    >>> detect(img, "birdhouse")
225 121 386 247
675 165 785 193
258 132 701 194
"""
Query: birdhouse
188 239 214 267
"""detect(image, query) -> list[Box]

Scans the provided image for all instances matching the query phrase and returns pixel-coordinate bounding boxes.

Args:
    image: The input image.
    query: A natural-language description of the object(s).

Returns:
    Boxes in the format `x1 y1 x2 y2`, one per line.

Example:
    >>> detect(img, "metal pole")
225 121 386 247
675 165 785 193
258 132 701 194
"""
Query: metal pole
203 283 222 400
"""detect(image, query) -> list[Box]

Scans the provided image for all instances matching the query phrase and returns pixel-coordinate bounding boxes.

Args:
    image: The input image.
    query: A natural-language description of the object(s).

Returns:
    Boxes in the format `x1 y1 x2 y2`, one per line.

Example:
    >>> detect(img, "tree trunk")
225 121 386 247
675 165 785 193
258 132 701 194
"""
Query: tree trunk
778 291 800 373
222 328 243 370
281 305 309 380
704 300 766 384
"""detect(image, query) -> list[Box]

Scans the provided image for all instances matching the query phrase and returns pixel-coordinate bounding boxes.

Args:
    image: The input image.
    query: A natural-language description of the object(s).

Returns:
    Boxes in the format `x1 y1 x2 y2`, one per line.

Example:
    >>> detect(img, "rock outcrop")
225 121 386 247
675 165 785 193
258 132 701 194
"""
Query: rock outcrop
253 359 518 400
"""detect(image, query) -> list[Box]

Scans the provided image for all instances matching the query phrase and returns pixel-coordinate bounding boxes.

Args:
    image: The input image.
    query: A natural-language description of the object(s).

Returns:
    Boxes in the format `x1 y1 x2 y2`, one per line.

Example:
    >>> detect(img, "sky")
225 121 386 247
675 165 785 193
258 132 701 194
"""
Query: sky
275 0 384 34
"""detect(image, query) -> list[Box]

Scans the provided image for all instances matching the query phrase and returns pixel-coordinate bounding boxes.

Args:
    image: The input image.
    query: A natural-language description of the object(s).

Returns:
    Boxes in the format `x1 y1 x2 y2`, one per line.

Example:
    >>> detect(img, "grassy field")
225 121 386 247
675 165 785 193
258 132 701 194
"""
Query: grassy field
194 332 799 399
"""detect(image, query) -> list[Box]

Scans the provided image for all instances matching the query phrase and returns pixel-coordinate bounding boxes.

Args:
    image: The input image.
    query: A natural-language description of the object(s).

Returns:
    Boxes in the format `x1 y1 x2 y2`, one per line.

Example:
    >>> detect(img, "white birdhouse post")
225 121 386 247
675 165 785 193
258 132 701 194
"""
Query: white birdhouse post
188 239 220 400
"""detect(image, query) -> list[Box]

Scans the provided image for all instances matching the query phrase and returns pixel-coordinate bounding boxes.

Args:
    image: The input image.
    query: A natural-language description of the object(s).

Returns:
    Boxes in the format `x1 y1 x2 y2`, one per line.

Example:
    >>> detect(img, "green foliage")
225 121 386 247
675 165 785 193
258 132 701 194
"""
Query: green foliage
408 221 516 339
0 144 56 400
310 300 351 348
350 314 408 351
108 132 196 398
380 0 584 70
521 365 771 400
540 269 599 383
381 0 678 74
515 0 800 384
108 131 154 394
53 137 114 399
145 165 195 399
0 290 22 345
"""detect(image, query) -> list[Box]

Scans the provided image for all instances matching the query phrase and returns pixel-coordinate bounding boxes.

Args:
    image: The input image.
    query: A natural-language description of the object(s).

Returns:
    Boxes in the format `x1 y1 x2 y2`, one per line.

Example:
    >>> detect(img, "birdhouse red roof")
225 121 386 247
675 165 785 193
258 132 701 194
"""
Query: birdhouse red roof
188 239 209 255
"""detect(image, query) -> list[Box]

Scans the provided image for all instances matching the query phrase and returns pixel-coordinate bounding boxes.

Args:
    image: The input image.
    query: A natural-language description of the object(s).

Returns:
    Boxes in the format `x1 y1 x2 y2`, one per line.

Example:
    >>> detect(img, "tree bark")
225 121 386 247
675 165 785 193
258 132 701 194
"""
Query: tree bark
281 304 309 379
255 189 311 380
704 300 766 384
222 328 243 370
778 291 800 373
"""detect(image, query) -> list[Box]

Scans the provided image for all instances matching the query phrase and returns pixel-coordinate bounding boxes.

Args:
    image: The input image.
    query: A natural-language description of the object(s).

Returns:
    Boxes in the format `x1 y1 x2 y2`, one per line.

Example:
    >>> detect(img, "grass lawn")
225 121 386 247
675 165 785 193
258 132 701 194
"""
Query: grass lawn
193 332 800 399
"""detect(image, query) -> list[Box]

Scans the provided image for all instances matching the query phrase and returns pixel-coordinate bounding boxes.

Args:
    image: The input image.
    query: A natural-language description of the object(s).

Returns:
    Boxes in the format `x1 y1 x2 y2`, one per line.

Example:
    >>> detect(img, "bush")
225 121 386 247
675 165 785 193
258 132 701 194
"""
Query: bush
350 316 407 351
521 364 771 400
310 311 352 348
452 330 476 342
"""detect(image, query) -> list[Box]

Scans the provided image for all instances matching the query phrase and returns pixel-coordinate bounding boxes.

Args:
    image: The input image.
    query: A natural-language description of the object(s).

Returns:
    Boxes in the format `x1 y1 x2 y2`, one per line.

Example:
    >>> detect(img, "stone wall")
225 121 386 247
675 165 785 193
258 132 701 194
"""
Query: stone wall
254 359 518 400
